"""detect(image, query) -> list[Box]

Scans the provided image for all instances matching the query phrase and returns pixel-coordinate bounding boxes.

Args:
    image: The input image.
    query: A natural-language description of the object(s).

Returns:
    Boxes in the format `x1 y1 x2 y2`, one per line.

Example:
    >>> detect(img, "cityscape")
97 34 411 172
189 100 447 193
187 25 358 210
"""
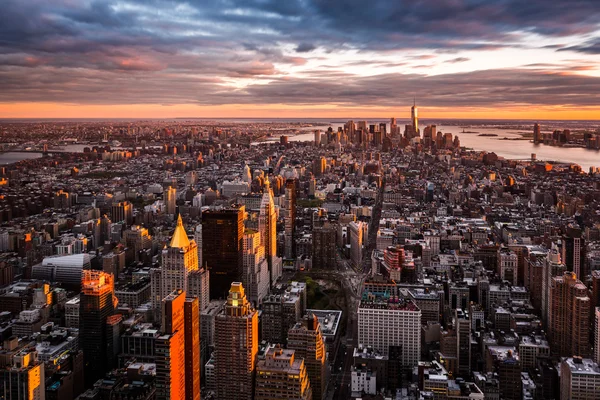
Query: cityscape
1 1 600 400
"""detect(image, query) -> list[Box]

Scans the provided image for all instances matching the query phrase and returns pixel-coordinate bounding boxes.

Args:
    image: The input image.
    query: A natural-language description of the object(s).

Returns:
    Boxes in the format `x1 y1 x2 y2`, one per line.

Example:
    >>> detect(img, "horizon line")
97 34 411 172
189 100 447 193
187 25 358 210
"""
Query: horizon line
1 116 600 122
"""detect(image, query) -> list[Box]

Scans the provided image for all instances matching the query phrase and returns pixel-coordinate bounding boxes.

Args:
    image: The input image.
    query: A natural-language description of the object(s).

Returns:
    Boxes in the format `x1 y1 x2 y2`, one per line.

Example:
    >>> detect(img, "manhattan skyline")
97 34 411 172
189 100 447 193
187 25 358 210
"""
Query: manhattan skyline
0 0 599 119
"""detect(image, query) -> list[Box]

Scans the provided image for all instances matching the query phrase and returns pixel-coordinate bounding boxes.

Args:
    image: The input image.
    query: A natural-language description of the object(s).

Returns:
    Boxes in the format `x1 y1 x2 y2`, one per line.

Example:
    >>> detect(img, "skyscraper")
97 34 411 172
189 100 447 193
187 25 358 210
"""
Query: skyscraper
456 309 472 378
288 314 327 400
312 222 337 270
202 205 245 299
156 290 186 400
0 343 45 400
595 308 600 365
259 178 281 285
80 270 117 387
314 130 321 146
215 282 258 400
533 123 542 144
284 179 296 259
254 347 312 400
111 201 133 225
152 215 199 314
164 186 177 216
242 229 270 306
194 224 202 268
411 99 419 135
349 221 366 269
184 297 201 400
548 271 590 357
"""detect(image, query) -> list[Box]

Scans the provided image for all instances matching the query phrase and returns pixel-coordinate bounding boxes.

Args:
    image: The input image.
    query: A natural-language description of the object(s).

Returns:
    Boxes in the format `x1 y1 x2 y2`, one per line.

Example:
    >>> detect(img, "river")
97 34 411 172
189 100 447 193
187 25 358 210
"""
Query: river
257 123 600 172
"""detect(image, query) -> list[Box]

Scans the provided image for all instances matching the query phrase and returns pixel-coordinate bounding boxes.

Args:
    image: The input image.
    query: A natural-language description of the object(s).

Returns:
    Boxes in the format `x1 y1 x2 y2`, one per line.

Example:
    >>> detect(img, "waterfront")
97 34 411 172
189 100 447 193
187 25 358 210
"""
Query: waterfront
260 123 600 172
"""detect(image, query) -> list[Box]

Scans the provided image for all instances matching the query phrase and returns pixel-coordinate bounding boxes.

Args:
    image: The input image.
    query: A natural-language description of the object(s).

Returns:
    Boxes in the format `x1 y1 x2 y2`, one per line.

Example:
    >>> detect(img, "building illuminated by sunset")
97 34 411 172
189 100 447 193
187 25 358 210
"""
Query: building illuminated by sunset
80 270 118 387
151 215 199 315
288 314 327 400
254 347 312 400
0 341 45 400
259 177 281 286
215 282 258 400
156 290 186 400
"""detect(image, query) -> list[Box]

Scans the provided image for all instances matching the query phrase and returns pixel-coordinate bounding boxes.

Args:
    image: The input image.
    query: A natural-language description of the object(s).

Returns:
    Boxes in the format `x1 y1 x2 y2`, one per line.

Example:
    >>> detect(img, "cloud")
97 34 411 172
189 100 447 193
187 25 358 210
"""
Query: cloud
558 38 600 54
0 0 599 112
296 43 316 53
446 57 470 63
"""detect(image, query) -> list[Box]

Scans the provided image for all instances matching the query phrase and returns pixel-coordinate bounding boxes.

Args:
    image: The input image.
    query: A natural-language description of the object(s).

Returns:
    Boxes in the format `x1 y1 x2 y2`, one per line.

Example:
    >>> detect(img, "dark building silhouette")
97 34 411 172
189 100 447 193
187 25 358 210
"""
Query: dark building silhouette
80 270 117 387
202 205 245 299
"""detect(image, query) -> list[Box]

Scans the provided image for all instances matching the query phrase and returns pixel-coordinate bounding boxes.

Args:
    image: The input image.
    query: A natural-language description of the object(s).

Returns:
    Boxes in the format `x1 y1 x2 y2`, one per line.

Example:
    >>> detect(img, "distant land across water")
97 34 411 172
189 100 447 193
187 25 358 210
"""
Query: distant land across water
1 118 598 171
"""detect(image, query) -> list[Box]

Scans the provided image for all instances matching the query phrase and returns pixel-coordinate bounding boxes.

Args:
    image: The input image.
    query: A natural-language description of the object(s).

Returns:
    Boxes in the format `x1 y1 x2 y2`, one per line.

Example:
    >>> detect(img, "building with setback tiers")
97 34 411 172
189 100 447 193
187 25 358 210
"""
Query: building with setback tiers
254 347 312 400
288 314 327 400
152 215 199 316
259 178 281 285
215 282 258 400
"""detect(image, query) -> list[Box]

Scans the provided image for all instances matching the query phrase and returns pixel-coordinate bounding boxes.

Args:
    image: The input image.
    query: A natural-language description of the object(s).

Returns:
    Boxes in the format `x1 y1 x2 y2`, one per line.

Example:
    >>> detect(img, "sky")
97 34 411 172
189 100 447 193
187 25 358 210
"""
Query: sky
1 0 600 119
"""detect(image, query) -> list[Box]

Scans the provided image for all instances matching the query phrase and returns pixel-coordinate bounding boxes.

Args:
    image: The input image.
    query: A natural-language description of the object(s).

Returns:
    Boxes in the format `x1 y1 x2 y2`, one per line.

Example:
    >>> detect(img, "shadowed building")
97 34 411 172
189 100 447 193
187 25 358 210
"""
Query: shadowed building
202 206 245 299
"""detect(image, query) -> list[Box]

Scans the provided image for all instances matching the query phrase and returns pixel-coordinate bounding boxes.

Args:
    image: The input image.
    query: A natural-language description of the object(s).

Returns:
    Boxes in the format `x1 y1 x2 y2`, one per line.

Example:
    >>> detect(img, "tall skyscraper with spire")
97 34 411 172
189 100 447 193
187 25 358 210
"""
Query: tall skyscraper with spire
411 99 419 135
151 215 199 314
259 177 281 285
215 282 258 400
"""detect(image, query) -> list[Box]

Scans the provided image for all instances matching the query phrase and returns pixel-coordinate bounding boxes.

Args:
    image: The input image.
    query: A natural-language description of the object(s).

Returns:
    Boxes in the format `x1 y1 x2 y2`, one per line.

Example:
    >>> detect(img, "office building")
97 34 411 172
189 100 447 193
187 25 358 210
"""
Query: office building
262 286 305 345
357 292 421 367
259 178 281 285
215 282 258 400
202 205 245 299
349 221 366 269
194 224 202 268
455 309 471 378
560 357 600 400
284 179 296 259
254 347 312 400
187 268 210 312
241 229 269 306
312 222 337 270
156 290 186 400
111 201 133 225
595 308 600 365
152 215 199 315
123 226 152 263
79 270 117 387
184 297 200 400
411 100 419 135
164 187 177 216
533 123 542 144
288 314 327 400
0 341 45 400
